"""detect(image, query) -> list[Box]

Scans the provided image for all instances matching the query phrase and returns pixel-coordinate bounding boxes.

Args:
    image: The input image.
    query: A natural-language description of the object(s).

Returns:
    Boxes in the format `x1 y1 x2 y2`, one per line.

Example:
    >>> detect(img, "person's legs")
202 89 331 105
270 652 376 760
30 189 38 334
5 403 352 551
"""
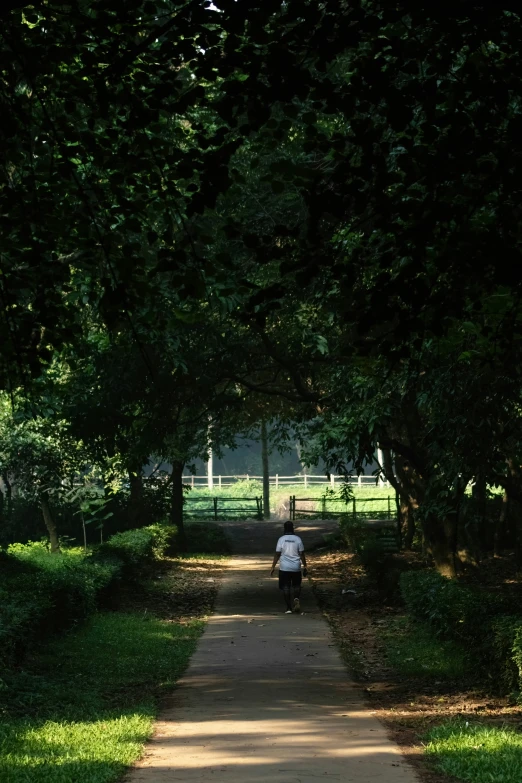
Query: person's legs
278 571 293 612
291 573 302 612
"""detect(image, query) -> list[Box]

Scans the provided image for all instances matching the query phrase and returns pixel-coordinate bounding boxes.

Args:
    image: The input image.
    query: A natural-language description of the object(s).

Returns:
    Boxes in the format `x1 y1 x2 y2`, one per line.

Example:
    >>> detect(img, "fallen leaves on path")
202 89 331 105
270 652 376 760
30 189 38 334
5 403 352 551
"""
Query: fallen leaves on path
111 556 227 621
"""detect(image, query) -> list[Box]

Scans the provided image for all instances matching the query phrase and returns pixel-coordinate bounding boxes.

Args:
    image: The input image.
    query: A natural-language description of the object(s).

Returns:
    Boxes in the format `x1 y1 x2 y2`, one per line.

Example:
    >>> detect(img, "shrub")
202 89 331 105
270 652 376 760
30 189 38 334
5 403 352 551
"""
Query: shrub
510 625 522 694
185 521 230 554
0 545 120 669
492 616 522 692
400 570 503 645
399 570 516 685
96 523 177 577
0 525 178 671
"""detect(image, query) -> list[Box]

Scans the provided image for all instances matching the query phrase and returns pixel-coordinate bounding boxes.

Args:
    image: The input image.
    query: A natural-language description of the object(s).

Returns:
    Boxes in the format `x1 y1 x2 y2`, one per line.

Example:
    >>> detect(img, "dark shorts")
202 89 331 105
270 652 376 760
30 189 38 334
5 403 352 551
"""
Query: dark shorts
278 570 302 590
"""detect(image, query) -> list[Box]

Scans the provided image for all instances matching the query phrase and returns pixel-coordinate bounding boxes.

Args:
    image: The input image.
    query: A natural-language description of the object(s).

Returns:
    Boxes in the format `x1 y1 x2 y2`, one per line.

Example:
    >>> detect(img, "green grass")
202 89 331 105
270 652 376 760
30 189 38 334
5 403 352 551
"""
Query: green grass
424 720 522 783
382 617 471 680
0 612 203 783
187 482 394 517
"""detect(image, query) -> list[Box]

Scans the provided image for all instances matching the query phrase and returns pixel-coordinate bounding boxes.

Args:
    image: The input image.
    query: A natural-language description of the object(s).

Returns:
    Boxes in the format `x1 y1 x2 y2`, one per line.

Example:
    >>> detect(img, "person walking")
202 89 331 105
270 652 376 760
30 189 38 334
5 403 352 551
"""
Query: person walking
271 521 308 613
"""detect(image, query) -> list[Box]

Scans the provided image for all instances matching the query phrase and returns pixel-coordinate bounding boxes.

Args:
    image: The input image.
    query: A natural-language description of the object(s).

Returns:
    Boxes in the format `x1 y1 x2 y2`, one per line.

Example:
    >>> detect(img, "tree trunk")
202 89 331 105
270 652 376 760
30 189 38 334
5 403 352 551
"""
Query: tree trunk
127 468 144 529
422 512 458 577
261 419 270 520
41 492 60 553
402 499 416 549
381 447 417 549
494 491 509 557
80 511 87 552
505 458 522 569
1 472 12 518
170 460 186 551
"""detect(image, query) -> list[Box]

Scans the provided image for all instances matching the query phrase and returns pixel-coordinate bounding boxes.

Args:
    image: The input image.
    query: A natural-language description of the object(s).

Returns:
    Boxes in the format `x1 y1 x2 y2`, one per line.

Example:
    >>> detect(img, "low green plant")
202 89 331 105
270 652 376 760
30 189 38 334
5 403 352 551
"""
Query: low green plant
510 625 522 693
96 523 177 576
0 545 119 668
0 612 203 783
492 616 522 693
424 719 522 783
185 521 230 554
400 571 503 646
382 617 471 680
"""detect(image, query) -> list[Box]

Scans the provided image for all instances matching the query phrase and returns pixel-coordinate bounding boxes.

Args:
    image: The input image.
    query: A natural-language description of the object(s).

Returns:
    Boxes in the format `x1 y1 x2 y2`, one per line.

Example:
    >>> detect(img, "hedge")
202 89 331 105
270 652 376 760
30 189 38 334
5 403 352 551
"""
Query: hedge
95 523 177 578
400 570 522 692
0 524 177 669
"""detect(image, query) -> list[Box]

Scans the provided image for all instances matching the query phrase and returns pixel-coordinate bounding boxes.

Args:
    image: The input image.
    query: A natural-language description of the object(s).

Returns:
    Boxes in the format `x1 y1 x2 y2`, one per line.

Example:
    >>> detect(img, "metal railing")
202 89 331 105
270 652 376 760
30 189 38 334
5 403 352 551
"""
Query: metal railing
184 496 263 520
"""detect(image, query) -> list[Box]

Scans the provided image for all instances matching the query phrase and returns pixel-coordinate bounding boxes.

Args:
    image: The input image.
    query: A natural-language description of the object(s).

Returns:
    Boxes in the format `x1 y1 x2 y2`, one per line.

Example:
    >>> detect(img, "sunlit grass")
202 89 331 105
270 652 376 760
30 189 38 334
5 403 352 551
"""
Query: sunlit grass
188 481 393 516
382 617 471 680
424 720 522 783
0 711 153 783
0 612 204 783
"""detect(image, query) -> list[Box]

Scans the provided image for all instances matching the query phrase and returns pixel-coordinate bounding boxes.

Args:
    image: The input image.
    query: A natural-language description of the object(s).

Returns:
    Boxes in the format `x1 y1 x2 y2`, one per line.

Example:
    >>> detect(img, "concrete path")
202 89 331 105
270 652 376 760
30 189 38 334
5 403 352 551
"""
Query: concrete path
125 521 418 783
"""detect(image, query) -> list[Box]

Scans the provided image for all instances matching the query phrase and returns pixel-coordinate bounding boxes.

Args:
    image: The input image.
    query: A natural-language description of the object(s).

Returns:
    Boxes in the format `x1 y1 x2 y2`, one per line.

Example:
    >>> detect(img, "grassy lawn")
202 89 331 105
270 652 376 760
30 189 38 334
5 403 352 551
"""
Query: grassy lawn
381 617 472 681
0 608 203 782
424 720 522 783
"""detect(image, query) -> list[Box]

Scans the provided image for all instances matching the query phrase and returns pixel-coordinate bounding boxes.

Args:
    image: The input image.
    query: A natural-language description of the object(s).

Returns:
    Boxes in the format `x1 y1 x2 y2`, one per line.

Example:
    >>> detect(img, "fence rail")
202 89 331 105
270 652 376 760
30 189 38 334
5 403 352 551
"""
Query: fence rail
185 496 263 520
289 495 394 521
182 473 390 489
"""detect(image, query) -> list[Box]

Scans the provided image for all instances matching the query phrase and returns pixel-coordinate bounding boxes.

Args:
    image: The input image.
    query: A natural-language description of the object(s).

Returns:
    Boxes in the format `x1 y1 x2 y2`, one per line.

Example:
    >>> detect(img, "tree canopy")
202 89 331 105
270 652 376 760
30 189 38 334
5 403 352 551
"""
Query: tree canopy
2 1 522 572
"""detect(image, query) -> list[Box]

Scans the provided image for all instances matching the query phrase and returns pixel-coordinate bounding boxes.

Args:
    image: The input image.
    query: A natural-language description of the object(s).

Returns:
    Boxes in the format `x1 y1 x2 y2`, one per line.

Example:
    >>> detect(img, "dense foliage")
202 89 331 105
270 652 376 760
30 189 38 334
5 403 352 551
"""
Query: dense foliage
2 1 522 575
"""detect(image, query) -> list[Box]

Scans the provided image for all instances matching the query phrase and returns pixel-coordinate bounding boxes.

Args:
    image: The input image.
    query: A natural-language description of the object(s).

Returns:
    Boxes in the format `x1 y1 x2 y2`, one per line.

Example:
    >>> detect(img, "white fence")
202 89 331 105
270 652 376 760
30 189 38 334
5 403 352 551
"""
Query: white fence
182 473 390 489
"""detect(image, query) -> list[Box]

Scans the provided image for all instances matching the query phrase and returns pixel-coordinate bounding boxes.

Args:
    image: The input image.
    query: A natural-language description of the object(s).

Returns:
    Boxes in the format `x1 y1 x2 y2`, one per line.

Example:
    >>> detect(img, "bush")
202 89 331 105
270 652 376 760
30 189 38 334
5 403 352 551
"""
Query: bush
0 525 176 669
400 570 503 645
510 625 522 694
185 521 230 554
0 545 120 669
399 570 519 687
492 616 522 692
96 524 177 577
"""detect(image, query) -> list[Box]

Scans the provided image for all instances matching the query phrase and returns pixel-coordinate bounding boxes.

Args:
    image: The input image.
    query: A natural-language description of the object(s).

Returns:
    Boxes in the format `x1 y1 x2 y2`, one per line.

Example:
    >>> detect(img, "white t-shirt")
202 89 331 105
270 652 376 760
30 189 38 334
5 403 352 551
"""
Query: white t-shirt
276 534 304 572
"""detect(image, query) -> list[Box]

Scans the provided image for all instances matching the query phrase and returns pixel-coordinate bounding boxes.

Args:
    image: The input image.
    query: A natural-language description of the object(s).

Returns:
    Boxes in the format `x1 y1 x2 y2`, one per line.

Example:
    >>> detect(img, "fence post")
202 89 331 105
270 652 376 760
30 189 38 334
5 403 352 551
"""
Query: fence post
330 474 335 489
353 497 356 520
388 495 391 518
275 474 279 489
246 474 249 481
213 497 218 521
219 475 222 489
304 474 307 489
358 474 362 488
291 495 295 521
322 495 326 520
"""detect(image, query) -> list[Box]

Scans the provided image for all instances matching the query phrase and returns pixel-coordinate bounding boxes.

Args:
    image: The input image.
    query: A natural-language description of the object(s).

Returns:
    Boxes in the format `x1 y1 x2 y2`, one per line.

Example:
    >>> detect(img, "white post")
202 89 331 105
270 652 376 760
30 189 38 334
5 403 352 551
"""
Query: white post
377 447 384 486
191 475 195 489
275 474 279 489
330 474 335 489
304 474 308 489
358 474 362 488
219 475 222 489
207 449 214 490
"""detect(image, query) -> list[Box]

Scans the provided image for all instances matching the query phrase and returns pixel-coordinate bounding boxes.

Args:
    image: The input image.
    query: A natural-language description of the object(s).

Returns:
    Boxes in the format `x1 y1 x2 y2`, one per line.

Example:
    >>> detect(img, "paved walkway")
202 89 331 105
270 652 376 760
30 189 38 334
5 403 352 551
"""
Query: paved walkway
125 522 418 783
